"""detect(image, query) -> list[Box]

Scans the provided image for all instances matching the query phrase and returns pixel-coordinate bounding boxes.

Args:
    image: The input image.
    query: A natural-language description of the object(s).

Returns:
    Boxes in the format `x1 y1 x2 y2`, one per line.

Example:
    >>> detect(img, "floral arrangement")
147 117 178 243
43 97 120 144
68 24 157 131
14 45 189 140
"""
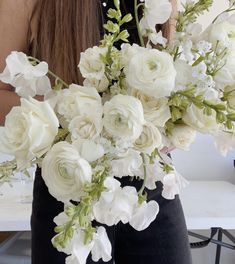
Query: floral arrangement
1 0 235 263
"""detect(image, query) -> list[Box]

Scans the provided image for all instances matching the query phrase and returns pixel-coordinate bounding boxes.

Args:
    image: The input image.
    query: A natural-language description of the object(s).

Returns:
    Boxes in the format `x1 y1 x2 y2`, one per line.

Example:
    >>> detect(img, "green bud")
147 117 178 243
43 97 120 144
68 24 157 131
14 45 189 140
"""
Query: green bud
227 113 235 121
121 14 133 24
117 30 129 42
226 120 233 130
103 21 119 34
203 107 212 116
107 8 118 19
171 107 182 122
114 0 120 10
216 112 226 123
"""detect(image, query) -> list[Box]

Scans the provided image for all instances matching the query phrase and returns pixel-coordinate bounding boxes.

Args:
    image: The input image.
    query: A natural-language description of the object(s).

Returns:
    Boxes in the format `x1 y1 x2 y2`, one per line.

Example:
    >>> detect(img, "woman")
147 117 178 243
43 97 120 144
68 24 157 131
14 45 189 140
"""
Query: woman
0 1 192 263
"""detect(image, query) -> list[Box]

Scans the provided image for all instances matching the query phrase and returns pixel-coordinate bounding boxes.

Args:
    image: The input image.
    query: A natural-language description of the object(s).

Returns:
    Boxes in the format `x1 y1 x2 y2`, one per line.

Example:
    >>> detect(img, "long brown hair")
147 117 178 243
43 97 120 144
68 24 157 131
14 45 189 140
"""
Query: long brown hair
29 0 174 85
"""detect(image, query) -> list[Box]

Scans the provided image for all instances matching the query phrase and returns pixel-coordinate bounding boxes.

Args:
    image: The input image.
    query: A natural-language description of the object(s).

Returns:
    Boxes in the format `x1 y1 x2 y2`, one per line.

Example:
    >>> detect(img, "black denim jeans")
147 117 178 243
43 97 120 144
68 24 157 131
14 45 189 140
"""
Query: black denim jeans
31 167 193 264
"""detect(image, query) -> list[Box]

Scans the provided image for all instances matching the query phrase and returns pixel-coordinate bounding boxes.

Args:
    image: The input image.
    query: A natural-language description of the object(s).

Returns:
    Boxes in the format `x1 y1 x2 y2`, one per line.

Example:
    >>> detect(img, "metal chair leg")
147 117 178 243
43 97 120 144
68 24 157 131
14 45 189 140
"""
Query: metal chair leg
215 228 223 264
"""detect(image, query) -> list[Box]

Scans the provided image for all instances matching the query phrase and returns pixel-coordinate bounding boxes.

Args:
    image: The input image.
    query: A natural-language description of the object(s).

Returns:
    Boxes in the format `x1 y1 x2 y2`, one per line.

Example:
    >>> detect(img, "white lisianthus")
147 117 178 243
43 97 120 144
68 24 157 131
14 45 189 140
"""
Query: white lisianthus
93 177 138 226
41 141 92 202
0 51 51 97
169 125 196 151
103 94 145 141
140 0 172 31
134 122 162 154
78 46 107 80
183 105 220 134
0 97 59 170
161 170 189 200
110 149 142 178
72 139 104 163
83 76 109 92
56 84 102 124
129 200 159 231
68 114 102 141
124 48 176 98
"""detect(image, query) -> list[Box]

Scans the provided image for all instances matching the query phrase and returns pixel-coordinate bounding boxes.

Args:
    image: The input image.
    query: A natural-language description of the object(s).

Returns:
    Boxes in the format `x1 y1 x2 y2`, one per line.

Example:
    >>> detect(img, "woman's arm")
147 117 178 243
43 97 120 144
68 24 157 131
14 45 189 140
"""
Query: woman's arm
0 0 41 126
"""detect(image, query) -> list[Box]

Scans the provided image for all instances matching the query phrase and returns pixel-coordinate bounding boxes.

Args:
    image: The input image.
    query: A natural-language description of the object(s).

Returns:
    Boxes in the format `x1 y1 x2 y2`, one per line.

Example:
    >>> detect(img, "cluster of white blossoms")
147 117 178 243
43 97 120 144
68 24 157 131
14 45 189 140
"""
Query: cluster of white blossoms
1 0 235 263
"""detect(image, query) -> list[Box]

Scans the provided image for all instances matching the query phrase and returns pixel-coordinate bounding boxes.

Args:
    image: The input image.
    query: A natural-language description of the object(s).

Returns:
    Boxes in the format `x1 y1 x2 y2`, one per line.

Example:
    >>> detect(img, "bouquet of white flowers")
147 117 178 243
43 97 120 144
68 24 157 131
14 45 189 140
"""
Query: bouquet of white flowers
1 0 235 263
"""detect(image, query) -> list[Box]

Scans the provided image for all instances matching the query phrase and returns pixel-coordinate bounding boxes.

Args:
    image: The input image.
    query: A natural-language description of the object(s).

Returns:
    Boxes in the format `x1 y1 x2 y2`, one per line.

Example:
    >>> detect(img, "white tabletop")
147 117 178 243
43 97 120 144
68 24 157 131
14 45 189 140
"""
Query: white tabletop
0 180 235 231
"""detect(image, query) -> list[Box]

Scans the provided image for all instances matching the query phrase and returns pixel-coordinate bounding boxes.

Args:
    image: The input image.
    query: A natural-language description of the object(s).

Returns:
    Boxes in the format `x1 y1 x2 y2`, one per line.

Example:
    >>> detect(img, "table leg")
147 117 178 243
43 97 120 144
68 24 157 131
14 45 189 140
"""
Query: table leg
215 228 223 264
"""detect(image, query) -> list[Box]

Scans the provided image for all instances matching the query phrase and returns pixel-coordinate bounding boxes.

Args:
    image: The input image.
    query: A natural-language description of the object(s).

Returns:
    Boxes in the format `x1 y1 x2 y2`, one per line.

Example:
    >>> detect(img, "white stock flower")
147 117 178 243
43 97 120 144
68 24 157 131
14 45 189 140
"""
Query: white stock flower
78 46 107 80
93 177 138 226
68 114 102 141
0 97 59 170
124 48 176 99
169 125 196 151
103 94 145 141
148 30 167 47
183 104 220 134
129 200 159 231
161 170 189 200
134 122 162 154
56 84 102 124
41 141 92 202
140 0 172 31
110 149 142 178
174 59 193 90
0 51 51 97
91 226 112 262
131 89 171 127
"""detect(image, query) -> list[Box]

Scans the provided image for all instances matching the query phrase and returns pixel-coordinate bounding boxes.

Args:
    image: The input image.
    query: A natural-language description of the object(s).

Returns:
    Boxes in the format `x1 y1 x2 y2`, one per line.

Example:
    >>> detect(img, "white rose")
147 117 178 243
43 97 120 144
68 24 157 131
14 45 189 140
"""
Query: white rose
124 48 176 98
93 177 138 226
68 114 102 141
110 149 142 178
169 125 196 151
83 76 109 92
134 122 162 154
41 141 92 202
131 89 171 127
183 104 220 134
129 200 159 231
0 51 51 97
56 84 102 125
78 46 107 80
0 97 59 170
103 94 145 141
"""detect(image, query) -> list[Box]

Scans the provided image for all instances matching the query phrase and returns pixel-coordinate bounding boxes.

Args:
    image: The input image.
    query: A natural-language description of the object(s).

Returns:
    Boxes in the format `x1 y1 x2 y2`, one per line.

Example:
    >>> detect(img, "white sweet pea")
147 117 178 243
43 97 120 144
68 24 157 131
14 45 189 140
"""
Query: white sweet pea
93 177 138 226
183 104 220 134
56 84 102 125
78 46 107 80
42 141 92 202
134 122 162 154
140 0 172 31
0 51 51 97
91 226 112 262
129 200 159 231
124 48 176 99
169 125 196 151
161 170 189 200
103 94 145 141
0 97 59 170
110 149 142 178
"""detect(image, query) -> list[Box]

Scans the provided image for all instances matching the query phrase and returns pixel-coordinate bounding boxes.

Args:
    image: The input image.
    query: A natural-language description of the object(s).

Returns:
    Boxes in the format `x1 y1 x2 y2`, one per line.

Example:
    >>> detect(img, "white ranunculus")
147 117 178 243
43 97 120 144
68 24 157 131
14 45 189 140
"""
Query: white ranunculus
121 43 145 67
140 0 172 31
0 51 51 97
56 84 102 125
161 170 189 200
134 122 162 154
183 104 220 134
110 149 142 178
78 46 107 80
91 226 112 262
0 97 59 170
72 139 104 163
41 141 92 202
131 89 171 127
124 48 176 99
83 76 109 92
69 114 102 141
169 125 196 151
129 200 159 231
103 94 145 141
93 177 138 226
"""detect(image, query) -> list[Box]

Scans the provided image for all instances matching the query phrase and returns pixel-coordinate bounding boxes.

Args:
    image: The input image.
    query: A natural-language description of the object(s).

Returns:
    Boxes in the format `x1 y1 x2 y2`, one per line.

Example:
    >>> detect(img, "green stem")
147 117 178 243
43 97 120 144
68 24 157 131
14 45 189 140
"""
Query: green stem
212 6 235 24
28 56 69 88
134 0 145 47
138 153 147 195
